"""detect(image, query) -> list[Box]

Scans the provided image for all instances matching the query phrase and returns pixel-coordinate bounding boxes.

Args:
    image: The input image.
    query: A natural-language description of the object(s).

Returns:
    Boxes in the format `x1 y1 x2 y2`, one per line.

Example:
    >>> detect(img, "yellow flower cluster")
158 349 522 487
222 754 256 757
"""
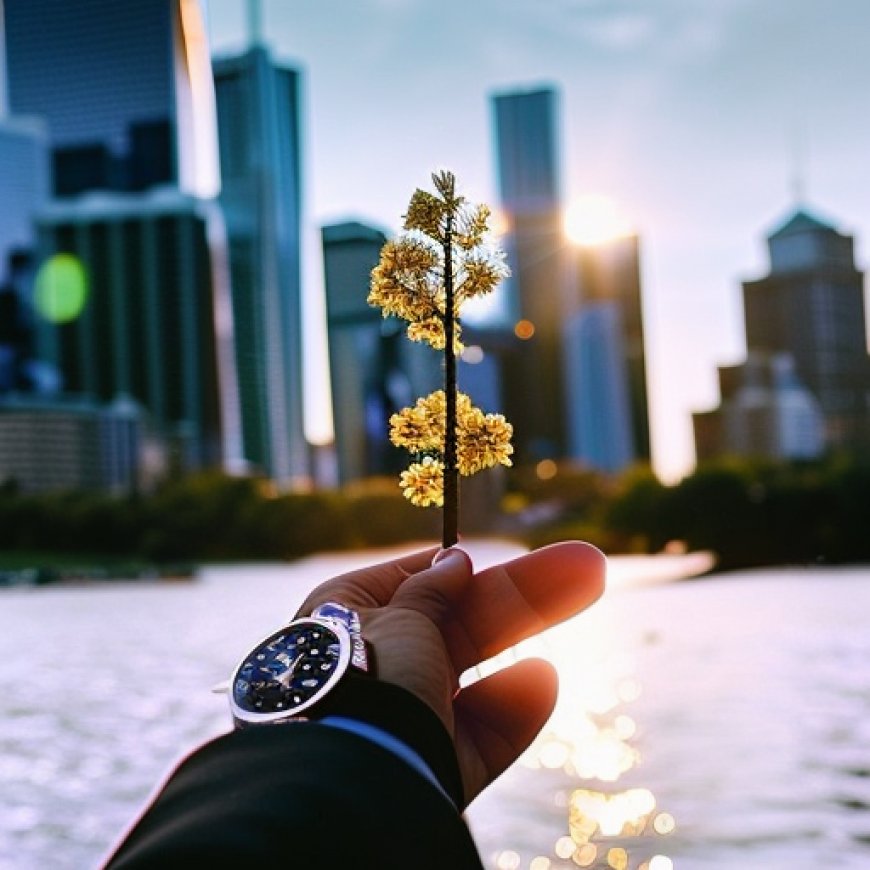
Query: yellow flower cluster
456 406 514 476
390 390 514 505
368 237 441 323
399 456 445 507
369 178 508 354
406 318 463 352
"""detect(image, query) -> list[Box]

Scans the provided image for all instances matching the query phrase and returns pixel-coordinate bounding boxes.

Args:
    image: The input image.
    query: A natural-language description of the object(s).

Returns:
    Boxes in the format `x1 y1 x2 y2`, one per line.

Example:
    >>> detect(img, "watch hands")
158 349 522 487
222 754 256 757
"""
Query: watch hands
276 654 303 688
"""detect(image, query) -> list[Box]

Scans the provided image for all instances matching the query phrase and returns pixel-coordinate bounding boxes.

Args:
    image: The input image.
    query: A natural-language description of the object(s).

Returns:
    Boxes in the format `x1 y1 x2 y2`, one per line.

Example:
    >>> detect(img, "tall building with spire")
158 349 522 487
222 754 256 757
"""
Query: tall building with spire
743 209 870 449
693 206 870 460
491 85 569 462
212 43 309 485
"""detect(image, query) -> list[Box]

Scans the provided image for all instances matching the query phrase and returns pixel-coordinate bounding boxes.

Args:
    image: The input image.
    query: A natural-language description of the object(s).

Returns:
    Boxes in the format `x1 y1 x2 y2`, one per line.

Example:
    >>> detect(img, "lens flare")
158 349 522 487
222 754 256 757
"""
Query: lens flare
34 254 89 323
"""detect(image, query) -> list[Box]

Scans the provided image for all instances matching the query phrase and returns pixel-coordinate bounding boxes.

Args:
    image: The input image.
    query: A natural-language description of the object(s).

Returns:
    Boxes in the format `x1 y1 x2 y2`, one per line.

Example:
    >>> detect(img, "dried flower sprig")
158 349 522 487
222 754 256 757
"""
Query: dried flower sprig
368 170 512 546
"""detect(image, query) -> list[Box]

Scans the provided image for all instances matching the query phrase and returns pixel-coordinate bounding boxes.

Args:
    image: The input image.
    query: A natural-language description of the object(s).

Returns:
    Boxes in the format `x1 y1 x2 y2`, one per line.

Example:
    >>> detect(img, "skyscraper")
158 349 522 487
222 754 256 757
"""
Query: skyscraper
0 118 48 391
321 221 440 484
492 85 569 461
742 208 870 450
0 117 48 277
2 0 219 198
1 0 241 479
693 206 870 459
213 46 308 485
566 233 651 470
564 302 635 473
34 190 241 472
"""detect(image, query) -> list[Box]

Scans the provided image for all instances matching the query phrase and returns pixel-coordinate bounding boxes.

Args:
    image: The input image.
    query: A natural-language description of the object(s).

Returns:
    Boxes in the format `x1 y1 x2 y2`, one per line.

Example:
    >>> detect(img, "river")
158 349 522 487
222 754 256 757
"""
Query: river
1 542 868 869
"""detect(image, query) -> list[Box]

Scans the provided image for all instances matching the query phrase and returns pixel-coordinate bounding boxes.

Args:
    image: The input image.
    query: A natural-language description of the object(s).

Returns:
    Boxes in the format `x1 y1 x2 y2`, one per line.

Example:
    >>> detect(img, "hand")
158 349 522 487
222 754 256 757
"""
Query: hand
297 542 605 805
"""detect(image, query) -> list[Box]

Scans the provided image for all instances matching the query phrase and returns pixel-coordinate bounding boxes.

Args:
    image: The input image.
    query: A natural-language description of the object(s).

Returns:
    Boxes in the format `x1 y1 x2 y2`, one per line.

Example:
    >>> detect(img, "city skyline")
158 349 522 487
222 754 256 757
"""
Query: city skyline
205 0 870 480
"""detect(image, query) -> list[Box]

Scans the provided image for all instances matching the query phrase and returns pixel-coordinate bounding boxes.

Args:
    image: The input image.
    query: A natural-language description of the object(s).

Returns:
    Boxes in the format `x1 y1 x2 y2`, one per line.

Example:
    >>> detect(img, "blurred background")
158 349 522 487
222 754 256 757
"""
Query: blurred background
1 2 869 869
0 0 868 566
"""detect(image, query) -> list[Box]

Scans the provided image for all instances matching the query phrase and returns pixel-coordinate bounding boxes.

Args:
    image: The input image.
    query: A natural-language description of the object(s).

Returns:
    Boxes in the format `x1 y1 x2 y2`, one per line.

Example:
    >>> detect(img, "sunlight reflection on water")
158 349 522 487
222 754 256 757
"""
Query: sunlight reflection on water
469 582 675 870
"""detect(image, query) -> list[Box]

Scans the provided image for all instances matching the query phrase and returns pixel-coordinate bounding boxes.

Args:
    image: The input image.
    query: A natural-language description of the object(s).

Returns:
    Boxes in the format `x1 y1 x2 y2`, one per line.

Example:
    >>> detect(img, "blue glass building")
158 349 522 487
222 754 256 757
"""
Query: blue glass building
491 85 569 461
3 0 219 198
213 45 309 485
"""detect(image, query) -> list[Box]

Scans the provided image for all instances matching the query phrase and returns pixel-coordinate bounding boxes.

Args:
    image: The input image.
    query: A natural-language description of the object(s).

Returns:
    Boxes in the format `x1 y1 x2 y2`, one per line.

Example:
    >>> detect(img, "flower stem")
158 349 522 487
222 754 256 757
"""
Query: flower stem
442 208 458 548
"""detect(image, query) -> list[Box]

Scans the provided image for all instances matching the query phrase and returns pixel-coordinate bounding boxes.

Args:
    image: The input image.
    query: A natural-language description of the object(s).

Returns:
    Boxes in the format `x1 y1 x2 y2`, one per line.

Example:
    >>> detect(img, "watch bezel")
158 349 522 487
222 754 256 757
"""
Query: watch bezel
229 616 352 725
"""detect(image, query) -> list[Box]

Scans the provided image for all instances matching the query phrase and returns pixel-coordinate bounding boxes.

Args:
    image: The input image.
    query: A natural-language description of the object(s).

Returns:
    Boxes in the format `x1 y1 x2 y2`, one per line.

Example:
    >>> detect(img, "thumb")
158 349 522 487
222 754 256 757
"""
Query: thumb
389 546 473 624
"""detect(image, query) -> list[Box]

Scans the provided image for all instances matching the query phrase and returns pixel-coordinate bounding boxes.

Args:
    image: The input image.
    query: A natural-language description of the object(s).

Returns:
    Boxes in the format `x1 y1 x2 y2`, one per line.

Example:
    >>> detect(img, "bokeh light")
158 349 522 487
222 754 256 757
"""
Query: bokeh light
514 319 535 340
461 344 485 364
554 836 575 859
653 812 676 835
536 459 558 480
573 843 597 866
495 849 521 869
606 846 629 870
34 254 89 323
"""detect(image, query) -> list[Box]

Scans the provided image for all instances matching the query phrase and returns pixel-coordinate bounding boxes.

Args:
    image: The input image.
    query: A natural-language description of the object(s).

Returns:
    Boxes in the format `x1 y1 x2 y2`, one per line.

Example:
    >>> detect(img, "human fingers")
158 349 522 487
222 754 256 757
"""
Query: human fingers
295 546 439 616
443 541 605 675
453 658 558 804
388 546 473 624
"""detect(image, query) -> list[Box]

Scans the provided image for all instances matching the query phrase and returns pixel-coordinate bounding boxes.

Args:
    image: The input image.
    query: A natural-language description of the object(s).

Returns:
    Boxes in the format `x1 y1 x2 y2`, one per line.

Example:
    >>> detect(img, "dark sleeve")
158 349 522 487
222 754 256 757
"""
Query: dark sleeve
104 681 484 870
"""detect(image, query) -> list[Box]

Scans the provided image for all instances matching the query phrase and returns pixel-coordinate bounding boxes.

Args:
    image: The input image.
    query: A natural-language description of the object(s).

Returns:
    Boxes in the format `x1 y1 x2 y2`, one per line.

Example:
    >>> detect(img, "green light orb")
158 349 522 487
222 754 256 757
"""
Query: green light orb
34 254 89 323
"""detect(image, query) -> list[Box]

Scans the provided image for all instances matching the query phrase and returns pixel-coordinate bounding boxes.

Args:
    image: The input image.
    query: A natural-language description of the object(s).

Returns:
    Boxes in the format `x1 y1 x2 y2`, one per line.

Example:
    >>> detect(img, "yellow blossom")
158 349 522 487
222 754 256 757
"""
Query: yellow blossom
457 411 514 475
406 318 463 352
404 189 447 238
369 172 513 517
389 391 446 452
391 390 513 500
399 457 444 507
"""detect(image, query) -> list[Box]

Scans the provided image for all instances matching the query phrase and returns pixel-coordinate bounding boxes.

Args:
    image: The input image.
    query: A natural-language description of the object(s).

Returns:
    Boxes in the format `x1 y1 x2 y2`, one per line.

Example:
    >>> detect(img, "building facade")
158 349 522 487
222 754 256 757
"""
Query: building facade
321 221 440 484
566 233 651 471
0 394 142 493
491 85 569 462
693 207 870 460
213 46 308 485
742 209 870 451
564 302 636 473
0 117 49 275
34 190 241 472
693 353 825 462
2 0 219 198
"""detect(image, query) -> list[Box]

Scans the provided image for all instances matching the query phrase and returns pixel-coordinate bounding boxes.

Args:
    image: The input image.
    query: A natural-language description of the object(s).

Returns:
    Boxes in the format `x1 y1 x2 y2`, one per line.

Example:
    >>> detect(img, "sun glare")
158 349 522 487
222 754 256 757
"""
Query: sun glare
564 194 633 246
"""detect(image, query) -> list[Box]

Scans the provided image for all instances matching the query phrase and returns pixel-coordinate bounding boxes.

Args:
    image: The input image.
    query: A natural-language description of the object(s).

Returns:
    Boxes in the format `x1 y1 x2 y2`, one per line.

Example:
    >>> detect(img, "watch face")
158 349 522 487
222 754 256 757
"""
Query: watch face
230 618 351 724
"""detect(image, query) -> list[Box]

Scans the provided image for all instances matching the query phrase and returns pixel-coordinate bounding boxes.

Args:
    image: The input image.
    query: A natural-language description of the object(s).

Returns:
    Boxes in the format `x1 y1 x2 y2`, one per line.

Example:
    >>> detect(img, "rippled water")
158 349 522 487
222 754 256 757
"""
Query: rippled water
1 543 869 870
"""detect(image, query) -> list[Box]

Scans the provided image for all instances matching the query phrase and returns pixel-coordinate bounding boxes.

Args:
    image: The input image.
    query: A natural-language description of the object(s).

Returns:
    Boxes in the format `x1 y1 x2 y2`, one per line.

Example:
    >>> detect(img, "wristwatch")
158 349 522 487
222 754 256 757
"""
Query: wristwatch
228 601 372 727
223 599 466 808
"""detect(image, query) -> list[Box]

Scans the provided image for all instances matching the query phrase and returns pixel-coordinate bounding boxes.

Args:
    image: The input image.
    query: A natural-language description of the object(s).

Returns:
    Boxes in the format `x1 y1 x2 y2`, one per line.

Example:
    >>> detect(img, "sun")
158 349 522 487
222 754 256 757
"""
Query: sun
564 194 632 246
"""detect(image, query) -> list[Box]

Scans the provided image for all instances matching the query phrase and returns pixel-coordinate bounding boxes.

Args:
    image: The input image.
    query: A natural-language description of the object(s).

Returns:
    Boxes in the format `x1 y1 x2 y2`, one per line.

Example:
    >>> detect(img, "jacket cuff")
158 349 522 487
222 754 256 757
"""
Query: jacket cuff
312 675 465 809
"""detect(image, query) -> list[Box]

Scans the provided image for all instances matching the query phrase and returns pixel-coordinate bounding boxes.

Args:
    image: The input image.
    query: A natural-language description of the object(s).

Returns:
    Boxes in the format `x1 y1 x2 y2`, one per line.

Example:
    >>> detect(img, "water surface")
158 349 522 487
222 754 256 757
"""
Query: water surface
1 544 868 869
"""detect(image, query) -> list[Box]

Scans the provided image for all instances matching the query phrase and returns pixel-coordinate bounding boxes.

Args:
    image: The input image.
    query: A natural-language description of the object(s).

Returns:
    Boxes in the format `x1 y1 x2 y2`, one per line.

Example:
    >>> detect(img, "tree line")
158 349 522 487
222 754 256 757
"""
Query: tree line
1 455 868 571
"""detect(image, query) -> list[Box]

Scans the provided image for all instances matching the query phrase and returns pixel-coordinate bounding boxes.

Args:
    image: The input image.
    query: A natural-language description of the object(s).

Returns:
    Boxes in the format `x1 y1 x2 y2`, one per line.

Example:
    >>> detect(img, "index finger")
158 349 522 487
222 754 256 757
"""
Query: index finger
444 541 606 674
295 546 440 616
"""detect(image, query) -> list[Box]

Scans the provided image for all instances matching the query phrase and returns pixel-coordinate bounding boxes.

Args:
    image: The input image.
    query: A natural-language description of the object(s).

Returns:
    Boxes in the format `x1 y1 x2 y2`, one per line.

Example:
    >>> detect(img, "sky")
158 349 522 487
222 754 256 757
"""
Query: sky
205 0 870 481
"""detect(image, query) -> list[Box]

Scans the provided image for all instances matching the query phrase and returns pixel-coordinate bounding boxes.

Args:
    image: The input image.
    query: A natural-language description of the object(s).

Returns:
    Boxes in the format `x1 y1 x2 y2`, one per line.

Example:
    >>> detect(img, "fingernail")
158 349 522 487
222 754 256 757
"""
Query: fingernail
431 545 469 567
431 547 453 566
